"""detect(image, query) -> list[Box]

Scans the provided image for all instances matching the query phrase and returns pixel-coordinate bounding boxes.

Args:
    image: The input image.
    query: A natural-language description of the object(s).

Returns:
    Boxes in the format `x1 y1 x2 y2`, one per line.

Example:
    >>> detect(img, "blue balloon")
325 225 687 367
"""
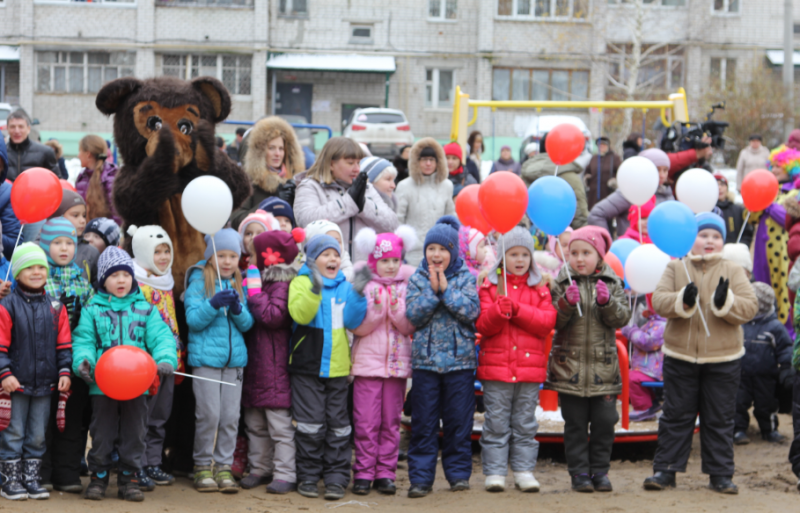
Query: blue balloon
527 176 577 236
609 238 640 267
648 201 697 258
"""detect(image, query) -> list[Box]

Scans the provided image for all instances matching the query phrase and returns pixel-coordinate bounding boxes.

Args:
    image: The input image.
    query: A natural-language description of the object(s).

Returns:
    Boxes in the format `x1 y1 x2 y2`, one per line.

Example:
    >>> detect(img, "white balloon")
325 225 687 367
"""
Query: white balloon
675 168 718 214
616 156 659 206
624 244 671 294
181 176 233 235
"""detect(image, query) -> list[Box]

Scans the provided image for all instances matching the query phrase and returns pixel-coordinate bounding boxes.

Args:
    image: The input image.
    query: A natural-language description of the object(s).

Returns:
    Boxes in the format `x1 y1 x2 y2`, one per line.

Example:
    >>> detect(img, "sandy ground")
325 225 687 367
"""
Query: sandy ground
3 413 798 513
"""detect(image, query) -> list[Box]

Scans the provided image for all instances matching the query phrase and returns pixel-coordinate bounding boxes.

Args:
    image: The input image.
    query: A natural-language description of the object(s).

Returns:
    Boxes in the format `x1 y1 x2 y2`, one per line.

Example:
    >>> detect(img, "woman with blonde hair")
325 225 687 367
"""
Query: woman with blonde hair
76 135 120 224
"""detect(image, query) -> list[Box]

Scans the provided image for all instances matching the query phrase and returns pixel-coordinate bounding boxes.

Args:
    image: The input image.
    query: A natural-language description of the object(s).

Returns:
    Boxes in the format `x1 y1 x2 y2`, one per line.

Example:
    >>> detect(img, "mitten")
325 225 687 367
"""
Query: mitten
565 281 580 306
228 294 243 315
78 359 93 383
306 258 324 295
209 290 236 309
347 172 368 212
157 362 175 377
245 266 262 297
713 277 729 309
0 392 10 432
56 390 72 433
276 179 297 205
498 296 513 317
596 280 610 305
352 266 372 296
683 282 698 309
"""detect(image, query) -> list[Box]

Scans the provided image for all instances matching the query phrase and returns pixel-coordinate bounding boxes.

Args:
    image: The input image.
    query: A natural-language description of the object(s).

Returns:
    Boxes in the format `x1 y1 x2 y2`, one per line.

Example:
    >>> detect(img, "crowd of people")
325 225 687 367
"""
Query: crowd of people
0 108 799 506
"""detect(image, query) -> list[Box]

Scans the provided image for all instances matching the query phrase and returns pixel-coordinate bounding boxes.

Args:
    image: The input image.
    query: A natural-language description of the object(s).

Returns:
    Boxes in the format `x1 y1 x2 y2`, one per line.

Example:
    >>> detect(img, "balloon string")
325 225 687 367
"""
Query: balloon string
681 258 710 337
174 371 236 386
557 238 582 317
736 211 751 244
630 293 638 326
3 226 23 283
211 236 228 317
502 235 508 297
553 164 559 177
638 206 643 245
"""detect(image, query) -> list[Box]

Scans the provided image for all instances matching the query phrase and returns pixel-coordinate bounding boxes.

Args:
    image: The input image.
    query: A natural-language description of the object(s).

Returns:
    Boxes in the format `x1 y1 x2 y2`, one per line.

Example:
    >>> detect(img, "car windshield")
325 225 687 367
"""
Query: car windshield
356 112 405 124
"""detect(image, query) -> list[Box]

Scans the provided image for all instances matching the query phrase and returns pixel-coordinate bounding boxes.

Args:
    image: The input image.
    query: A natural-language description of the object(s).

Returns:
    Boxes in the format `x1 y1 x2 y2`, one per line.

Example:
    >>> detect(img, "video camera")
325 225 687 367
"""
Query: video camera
660 102 729 153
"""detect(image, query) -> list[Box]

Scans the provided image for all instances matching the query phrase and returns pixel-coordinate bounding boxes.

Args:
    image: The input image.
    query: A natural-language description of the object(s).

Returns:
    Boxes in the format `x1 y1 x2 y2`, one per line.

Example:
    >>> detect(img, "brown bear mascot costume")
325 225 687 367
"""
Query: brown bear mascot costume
96 76 251 295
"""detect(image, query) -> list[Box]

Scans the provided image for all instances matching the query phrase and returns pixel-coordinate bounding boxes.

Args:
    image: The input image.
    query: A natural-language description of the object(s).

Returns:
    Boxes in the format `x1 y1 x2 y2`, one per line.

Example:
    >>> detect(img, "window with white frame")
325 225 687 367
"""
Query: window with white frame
493 67 589 101
36 51 135 93
425 69 454 109
159 54 251 95
279 0 306 15
156 0 252 5
429 0 457 19
349 24 374 44
713 0 739 13
710 57 736 90
498 0 589 19
608 0 685 5
42 0 136 4
607 44 685 91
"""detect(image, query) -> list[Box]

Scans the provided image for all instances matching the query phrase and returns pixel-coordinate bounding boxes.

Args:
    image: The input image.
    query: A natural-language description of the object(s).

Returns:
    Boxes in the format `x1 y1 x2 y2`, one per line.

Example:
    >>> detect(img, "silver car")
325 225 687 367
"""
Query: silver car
342 108 414 157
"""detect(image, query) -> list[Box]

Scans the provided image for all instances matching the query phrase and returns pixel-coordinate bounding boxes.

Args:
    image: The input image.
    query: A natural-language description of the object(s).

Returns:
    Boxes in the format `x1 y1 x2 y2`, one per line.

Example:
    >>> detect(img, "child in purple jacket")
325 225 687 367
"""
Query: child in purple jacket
620 293 665 422
241 229 304 495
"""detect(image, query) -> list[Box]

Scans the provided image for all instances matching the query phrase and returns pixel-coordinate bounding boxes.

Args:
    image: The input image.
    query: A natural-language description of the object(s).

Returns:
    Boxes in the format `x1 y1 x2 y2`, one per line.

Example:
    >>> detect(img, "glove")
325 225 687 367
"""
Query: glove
347 172 368 212
352 266 372 296
228 294 243 315
157 362 174 377
209 289 237 309
596 280 610 305
565 281 580 306
683 283 698 309
78 360 93 384
498 296 513 317
779 366 795 390
306 258 324 295
713 277 729 310
276 179 296 205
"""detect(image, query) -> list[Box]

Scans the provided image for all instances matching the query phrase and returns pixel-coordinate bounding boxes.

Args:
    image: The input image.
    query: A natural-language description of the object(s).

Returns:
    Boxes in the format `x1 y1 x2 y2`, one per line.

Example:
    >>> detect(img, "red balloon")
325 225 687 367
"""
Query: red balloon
10 168 63 224
95 346 157 401
478 172 528 234
455 184 492 235
741 169 779 212
604 252 624 279
59 179 76 192
546 124 585 165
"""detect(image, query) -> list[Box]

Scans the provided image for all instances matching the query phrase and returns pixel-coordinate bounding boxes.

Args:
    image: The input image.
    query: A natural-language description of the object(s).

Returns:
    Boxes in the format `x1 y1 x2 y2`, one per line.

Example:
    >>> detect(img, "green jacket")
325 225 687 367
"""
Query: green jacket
71 288 178 396
521 153 588 229
545 262 631 397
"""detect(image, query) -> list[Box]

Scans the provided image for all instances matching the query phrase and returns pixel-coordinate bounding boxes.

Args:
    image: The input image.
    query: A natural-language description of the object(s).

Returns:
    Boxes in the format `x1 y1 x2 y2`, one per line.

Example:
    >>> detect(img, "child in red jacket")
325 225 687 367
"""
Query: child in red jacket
476 227 557 493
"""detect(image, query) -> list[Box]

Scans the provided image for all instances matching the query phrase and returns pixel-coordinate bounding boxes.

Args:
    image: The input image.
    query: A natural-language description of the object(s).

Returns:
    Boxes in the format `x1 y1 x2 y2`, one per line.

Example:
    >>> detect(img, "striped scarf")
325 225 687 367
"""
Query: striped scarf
45 263 94 328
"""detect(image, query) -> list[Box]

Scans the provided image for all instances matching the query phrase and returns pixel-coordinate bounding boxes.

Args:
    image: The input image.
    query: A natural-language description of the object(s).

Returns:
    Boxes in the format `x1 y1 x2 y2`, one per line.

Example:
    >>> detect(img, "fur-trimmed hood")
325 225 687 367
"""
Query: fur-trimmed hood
408 137 448 185
243 116 304 194
261 263 297 284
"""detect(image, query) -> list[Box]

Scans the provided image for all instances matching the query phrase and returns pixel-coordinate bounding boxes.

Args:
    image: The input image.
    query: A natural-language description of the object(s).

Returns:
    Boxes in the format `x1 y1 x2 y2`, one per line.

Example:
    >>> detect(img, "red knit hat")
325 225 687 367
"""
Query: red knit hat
443 142 463 160
253 228 305 271
569 225 613 260
627 195 656 226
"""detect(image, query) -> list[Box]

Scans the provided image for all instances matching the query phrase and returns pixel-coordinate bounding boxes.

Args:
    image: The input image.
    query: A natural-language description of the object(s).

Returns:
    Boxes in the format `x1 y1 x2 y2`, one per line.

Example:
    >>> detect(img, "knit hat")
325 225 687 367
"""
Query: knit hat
419 146 438 160
443 142 463 160
257 197 296 228
569 225 613 260
360 156 396 183
11 243 48 278
639 148 671 170
500 145 511 152
488 227 541 286
238 209 281 253
722 242 752 272
304 220 344 250
752 281 775 317
354 225 417 272
204 228 242 260
627 195 656 226
524 142 539 155
305 234 341 262
39 217 78 265
422 215 462 276
713 173 728 186
85 217 121 248
52 190 85 218
695 212 726 240
253 229 305 271
97 246 135 289
129 224 173 276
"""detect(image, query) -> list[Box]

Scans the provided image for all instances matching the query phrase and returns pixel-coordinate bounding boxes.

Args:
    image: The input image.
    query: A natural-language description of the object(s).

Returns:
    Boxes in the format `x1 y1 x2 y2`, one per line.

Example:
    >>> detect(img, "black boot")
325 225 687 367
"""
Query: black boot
22 459 49 500
84 472 109 500
643 471 676 491
591 474 612 492
571 474 594 493
352 479 371 495
374 478 396 495
762 431 787 443
733 431 750 445
709 476 738 495
1 460 28 500
117 471 144 502
407 484 432 498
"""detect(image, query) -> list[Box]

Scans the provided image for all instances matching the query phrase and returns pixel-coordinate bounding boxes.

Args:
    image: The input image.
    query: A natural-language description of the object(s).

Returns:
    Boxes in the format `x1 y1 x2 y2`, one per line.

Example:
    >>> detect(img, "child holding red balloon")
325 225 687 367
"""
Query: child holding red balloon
71 246 178 502
546 226 630 493
0 243 72 501
476 227 557 493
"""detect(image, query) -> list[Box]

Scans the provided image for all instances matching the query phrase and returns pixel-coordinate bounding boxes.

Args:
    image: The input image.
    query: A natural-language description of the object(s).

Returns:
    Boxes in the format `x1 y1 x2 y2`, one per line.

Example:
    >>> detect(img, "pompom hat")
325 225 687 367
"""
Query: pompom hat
238 209 281 253
354 225 417 272
253 228 305 271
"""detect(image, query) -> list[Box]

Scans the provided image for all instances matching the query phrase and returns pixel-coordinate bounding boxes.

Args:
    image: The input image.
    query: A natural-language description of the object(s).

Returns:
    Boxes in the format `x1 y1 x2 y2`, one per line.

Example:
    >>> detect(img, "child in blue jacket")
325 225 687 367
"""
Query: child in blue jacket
184 229 254 494
405 216 480 499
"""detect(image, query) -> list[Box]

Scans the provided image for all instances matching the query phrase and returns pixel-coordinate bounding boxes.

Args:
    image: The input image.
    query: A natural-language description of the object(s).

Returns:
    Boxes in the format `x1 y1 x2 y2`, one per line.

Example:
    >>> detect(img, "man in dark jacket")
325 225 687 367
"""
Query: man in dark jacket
0 137 22 261
5 110 60 181
715 174 752 246
226 127 246 163
585 137 621 210
734 282 793 445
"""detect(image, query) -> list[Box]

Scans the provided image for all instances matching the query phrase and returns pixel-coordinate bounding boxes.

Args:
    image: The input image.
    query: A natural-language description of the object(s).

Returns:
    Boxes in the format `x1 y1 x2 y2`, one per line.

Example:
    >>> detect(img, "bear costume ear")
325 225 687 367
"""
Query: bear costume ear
191 76 232 124
96 77 143 115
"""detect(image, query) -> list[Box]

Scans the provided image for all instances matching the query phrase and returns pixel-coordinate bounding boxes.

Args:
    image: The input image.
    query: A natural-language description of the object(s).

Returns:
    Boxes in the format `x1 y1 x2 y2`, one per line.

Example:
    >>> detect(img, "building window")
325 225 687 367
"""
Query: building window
156 0 252 5
159 54 251 95
425 69 454 108
607 44 685 91
36 51 135 94
429 0 457 19
493 67 589 101
608 0 685 5
349 24 374 44
279 0 306 15
498 0 589 19
40 0 136 4
712 0 739 13
710 57 736 90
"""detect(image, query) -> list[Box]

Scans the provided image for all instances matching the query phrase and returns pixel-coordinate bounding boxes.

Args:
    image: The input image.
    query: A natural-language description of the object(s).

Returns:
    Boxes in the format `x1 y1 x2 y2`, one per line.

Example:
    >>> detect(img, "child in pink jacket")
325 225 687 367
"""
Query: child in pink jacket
350 225 418 496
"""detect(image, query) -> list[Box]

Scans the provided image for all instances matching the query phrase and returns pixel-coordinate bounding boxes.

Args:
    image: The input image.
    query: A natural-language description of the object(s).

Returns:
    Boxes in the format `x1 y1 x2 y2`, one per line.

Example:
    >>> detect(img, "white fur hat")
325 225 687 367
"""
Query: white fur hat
722 242 752 273
128 224 174 276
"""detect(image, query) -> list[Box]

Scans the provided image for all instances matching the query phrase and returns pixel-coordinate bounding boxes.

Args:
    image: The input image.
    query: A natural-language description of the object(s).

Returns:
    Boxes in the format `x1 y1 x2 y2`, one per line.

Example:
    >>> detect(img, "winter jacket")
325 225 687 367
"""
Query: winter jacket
448 169 477 199
621 313 665 381
476 272 557 384
742 310 792 376
405 265 480 374
139 281 185 383
667 149 704 183
546 263 631 397
587 187 674 237
783 194 800 262
750 191 794 325
521 154 588 229
736 145 771 188
0 181 21 262
243 265 295 410
717 192 752 246
489 158 521 176
351 264 416 379
75 241 99 285
44 263 94 330
465 158 482 184
6 138 60 181
585 150 621 210
75 161 121 224
288 264 367 378
294 178 399 262
0 287 72 397
393 155 409 184
395 138 456 266
184 262 254 369
652 253 758 365
71 288 178 396
231 117 305 230
622 138 640 161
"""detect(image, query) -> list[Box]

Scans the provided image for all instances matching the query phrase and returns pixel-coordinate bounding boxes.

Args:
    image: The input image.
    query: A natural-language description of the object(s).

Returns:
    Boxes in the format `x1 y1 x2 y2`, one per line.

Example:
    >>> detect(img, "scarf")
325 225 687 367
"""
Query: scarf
45 263 94 327
449 165 464 176
269 164 287 179
133 261 175 291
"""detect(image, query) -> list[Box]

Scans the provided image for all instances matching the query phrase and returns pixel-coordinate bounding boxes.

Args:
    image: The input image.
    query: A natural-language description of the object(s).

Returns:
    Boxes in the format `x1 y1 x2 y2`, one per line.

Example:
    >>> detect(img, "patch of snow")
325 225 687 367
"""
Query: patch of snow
536 406 564 423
